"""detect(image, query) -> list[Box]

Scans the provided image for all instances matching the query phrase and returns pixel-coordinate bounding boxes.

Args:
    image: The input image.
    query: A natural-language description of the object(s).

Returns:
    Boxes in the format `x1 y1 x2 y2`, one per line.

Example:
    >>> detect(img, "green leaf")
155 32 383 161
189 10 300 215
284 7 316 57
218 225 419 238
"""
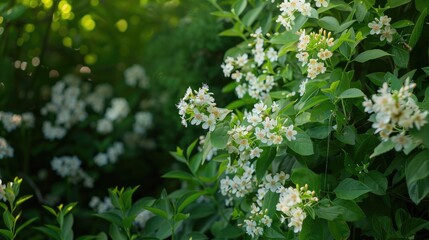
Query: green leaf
415 0 427 12
162 170 195 181
61 214 74 240
409 8 427 48
94 212 123 227
178 191 205 213
210 11 235 19
295 95 330 113
15 217 37 235
370 140 395 158
221 82 238 93
362 171 388 195
405 150 429 204
295 112 311 126
338 88 365 99
391 20 414 28
334 178 371 200
300 218 330 240
307 126 331 139
219 28 243 37
186 139 198 159
256 147 277 181
366 72 385 87
3 211 14 230
232 0 247 16
335 126 356 145
328 220 350 240
210 123 229 149
108 224 127 240
15 195 32 207
144 206 169 219
392 46 409 68
269 32 299 45
291 168 320 192
170 147 186 164
242 2 266 27
287 129 314 156
354 49 391 63
318 16 340 31
385 0 411 8
333 199 366 221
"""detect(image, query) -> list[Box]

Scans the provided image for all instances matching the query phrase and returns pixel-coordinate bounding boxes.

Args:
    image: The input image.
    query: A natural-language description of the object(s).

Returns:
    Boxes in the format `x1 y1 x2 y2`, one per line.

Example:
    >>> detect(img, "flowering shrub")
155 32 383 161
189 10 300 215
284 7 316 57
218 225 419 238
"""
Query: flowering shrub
1 0 429 239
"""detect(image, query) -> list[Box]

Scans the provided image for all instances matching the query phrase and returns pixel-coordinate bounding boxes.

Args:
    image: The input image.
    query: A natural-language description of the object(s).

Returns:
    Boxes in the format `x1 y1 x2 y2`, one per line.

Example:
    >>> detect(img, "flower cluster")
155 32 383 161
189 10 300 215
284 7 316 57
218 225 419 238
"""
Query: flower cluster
85 84 113 114
242 204 273 238
89 196 113 213
0 137 14 159
221 28 279 100
276 184 318 233
276 0 313 30
93 142 124 167
133 111 153 135
41 75 88 140
0 179 6 202
51 156 94 188
368 15 396 43
177 85 230 130
0 111 34 132
124 64 150 89
296 28 334 79
220 161 256 205
226 102 297 161
363 80 428 152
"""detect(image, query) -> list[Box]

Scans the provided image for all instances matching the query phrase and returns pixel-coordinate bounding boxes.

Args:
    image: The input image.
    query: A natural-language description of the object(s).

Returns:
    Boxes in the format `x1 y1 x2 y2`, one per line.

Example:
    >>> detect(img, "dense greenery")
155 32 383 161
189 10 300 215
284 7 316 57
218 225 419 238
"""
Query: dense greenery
1 0 429 239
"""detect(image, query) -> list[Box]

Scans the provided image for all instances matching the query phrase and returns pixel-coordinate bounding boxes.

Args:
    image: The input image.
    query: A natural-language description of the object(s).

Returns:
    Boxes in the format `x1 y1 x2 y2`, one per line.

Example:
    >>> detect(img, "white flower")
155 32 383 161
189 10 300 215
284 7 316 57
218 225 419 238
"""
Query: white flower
202 114 217 131
105 98 130 122
266 47 278 62
94 153 109 166
96 118 113 134
315 0 329 8
368 21 383 35
0 138 14 159
285 125 297 141
250 147 263 159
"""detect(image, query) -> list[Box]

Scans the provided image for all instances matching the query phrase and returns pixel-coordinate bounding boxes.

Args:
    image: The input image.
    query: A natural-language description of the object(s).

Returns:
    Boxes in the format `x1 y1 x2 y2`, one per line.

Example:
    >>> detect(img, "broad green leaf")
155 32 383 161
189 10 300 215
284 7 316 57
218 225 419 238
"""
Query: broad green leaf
162 170 195 181
415 0 427 12
15 217 38 235
319 16 340 31
186 139 198 159
210 123 229 149
264 227 285 238
366 72 386 87
242 3 266 27
300 218 330 240
391 20 414 28
370 140 395 158
256 147 277 181
334 178 371 200
232 0 247 16
385 0 411 8
210 11 235 19
108 224 127 240
328 220 350 240
354 49 391 63
295 95 330 113
94 212 123 227
269 32 299 45
144 206 169 219
221 82 238 93
335 126 356 145
392 46 409 68
362 171 388 195
295 112 311 126
219 28 243 37
3 211 14 230
178 191 205 213
405 150 429 204
261 191 279 217
408 8 427 48
332 199 365 221
287 129 314 156
338 88 365 99
291 168 320 192
307 126 331 139
354 1 367 22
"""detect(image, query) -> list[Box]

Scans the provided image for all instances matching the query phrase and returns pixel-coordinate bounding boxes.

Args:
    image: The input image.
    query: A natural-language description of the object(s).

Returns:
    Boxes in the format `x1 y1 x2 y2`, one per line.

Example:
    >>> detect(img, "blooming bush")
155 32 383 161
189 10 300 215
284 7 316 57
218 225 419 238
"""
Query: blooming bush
1 0 429 239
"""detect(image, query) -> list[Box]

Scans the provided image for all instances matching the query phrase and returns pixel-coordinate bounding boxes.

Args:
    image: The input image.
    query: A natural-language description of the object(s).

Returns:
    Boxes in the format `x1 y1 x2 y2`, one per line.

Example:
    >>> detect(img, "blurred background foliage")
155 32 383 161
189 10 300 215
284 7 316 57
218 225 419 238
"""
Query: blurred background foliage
0 0 235 235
